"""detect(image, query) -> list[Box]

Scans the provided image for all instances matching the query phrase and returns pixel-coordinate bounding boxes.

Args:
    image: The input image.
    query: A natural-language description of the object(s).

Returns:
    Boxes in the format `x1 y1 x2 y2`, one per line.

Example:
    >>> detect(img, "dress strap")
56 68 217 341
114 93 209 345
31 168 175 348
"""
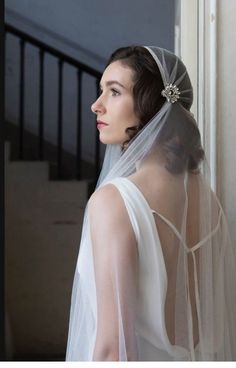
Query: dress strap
151 208 222 254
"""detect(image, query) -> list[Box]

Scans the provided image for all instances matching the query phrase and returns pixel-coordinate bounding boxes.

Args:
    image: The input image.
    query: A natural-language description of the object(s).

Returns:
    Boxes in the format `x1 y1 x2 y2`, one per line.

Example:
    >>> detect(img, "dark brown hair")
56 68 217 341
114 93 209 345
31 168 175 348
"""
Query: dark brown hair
106 46 204 174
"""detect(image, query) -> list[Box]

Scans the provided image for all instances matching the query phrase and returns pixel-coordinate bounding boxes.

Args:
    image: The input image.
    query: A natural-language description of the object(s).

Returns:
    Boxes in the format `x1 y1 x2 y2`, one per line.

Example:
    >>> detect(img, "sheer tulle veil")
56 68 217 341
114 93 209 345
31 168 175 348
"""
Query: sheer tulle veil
66 46 236 361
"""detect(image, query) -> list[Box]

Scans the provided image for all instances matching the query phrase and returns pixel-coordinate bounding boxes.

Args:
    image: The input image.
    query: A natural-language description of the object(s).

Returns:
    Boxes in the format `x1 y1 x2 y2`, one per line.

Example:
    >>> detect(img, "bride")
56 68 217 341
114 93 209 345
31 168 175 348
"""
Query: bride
66 46 236 361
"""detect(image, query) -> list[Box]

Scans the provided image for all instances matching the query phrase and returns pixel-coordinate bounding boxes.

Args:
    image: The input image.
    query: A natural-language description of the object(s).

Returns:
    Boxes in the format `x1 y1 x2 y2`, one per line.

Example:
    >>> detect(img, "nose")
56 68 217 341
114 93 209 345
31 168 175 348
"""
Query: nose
91 95 105 115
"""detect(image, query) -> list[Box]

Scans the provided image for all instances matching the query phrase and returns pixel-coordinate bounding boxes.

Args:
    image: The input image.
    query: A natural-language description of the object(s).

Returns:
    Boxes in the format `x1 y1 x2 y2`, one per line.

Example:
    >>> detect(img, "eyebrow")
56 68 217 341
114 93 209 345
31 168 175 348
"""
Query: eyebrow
100 80 126 89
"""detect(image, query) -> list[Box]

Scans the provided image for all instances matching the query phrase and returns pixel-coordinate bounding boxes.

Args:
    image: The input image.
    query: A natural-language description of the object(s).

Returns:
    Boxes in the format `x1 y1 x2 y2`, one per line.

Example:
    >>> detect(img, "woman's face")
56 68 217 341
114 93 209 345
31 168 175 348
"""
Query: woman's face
91 61 139 145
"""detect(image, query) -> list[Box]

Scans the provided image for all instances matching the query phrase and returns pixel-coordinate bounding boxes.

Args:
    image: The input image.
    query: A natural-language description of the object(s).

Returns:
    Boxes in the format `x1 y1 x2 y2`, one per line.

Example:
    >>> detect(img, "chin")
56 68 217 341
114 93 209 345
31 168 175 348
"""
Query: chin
99 136 110 145
99 133 124 145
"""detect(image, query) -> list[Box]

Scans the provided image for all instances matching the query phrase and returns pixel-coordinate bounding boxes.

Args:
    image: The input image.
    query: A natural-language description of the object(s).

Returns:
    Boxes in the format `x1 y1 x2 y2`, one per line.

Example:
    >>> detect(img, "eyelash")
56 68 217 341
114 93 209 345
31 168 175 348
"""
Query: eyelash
111 88 120 96
99 88 120 96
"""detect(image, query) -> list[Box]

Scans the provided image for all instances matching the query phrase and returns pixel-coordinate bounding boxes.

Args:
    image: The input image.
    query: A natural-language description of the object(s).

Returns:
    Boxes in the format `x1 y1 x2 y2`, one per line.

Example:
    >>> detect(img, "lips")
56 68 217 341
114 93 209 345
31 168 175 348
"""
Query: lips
97 120 108 128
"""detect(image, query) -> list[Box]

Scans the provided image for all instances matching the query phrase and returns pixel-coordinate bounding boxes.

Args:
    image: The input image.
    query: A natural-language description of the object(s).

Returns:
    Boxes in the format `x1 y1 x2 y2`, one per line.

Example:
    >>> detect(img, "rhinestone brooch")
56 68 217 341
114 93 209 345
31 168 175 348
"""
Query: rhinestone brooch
161 84 180 103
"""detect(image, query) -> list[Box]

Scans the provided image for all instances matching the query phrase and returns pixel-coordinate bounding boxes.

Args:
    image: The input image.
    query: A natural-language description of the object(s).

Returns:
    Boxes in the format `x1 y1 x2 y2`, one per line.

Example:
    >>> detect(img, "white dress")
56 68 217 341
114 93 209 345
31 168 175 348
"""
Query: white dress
66 176 234 361
67 177 195 360
108 177 193 361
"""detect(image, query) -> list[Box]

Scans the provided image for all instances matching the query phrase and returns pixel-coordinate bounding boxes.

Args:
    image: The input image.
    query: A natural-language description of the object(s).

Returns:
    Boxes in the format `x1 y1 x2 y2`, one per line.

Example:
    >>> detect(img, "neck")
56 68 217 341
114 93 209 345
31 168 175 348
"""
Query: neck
136 148 166 173
135 148 185 180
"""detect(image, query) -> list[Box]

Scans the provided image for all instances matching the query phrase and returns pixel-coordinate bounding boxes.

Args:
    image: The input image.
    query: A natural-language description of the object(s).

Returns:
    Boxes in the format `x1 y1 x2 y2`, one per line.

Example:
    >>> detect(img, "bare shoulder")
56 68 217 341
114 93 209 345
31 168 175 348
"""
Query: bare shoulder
88 183 127 220
88 183 136 246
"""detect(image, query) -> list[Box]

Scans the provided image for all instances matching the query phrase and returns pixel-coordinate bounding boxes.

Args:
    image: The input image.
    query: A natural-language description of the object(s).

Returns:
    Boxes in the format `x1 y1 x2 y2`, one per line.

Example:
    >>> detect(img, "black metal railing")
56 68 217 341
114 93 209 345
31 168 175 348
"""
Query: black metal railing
5 23 103 181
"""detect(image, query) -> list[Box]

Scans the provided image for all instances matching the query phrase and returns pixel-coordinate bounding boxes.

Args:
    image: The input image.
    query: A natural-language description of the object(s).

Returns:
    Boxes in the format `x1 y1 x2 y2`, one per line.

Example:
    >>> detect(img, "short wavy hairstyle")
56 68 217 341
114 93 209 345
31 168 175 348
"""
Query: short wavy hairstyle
106 45 204 174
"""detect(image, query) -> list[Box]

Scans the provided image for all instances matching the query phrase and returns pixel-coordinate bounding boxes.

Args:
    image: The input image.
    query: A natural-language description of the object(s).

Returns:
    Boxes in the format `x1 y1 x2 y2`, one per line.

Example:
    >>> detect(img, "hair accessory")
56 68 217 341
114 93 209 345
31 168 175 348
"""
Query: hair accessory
161 83 180 103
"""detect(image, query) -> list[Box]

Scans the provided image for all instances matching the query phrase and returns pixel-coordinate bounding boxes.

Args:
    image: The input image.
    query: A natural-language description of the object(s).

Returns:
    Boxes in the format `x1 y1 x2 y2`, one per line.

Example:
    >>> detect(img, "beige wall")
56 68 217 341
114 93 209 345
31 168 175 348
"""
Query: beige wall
217 0 236 245
5 159 88 358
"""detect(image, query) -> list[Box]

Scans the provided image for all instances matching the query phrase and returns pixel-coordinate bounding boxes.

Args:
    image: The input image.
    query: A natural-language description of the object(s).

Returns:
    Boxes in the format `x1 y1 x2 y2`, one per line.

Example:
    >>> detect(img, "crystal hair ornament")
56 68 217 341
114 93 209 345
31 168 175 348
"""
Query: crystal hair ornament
161 83 180 103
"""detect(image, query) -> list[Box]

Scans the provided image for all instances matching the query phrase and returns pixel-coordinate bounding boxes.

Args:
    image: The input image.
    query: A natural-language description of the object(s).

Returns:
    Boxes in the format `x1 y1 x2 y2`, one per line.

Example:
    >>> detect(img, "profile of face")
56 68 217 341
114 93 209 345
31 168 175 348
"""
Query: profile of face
91 61 139 145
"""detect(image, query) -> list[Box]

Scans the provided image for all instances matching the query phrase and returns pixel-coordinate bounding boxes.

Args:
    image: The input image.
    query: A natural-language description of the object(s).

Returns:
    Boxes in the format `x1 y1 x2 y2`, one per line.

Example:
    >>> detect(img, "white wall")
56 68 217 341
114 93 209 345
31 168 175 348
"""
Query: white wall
217 0 236 244
179 0 236 247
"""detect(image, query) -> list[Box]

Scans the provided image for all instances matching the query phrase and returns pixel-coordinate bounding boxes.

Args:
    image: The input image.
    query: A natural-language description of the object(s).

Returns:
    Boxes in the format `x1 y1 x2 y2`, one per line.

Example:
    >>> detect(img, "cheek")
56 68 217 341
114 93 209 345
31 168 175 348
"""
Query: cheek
117 101 137 125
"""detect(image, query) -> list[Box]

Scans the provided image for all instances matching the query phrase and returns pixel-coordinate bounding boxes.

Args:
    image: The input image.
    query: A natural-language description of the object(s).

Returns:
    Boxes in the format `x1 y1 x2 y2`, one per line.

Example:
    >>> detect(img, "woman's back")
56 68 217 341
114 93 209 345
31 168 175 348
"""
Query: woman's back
128 167 212 349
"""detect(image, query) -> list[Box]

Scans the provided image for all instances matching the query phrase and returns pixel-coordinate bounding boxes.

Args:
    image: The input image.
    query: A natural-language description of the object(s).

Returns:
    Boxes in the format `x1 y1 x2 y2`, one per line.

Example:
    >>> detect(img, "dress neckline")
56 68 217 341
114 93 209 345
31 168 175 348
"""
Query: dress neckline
121 177 184 239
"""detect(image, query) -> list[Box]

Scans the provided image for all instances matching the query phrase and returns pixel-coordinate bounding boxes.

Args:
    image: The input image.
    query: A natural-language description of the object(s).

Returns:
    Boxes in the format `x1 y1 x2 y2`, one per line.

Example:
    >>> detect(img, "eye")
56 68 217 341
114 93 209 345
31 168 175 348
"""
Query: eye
111 88 120 96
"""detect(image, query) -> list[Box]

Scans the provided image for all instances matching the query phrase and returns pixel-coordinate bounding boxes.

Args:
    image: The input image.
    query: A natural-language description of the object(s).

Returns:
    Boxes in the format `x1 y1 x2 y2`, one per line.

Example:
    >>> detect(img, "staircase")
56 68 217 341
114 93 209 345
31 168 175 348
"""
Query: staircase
5 141 88 360
4 20 104 360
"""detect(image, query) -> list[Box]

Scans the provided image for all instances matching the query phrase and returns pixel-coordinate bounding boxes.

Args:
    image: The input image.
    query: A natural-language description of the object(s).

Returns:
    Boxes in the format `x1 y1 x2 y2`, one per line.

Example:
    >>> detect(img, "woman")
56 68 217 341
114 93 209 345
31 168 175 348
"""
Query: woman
66 46 236 361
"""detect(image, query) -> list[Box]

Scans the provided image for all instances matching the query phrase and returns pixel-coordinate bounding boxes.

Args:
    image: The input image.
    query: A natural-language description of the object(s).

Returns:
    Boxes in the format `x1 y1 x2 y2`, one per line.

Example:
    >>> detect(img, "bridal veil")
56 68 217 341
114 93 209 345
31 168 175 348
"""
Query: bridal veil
66 46 236 361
